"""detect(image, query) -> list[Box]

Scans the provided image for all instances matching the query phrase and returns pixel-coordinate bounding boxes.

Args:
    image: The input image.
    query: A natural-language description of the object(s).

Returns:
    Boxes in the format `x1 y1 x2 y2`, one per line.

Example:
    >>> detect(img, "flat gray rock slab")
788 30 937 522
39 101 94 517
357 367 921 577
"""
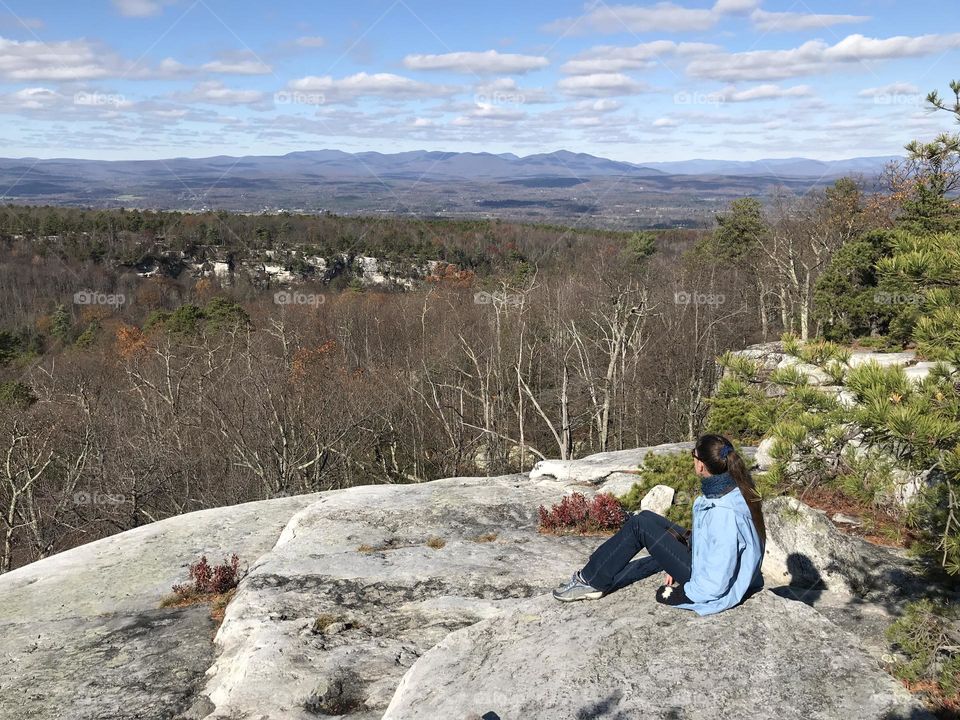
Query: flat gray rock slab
530 442 696 487
382 582 931 720
1 493 326 622
200 475 600 720
0 493 325 720
0 607 216 720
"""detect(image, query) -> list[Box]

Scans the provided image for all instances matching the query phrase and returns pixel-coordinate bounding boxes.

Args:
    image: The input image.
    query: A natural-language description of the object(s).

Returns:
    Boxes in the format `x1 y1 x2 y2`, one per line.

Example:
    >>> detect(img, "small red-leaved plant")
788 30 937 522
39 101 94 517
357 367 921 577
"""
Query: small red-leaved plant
538 492 626 535
172 554 242 598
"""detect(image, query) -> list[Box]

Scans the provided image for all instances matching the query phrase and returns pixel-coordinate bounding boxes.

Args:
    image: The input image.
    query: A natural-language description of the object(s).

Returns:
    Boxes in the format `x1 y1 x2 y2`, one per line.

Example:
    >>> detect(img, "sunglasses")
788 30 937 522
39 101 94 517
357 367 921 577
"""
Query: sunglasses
690 449 700 461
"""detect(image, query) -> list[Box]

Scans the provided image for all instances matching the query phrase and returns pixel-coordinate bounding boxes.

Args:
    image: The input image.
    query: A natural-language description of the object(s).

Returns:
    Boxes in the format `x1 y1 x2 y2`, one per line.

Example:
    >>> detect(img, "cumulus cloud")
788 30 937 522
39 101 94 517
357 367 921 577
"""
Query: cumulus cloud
111 0 167 17
403 50 548 75
562 41 720 75
750 9 869 32
180 81 265 106
686 33 960 81
294 36 326 48
0 36 122 81
201 57 272 75
857 82 920 98
7 86 62 110
712 0 759 13
557 72 650 97
546 0 761 35
573 98 623 113
715 84 814 102
473 77 552 104
546 3 716 34
288 72 456 102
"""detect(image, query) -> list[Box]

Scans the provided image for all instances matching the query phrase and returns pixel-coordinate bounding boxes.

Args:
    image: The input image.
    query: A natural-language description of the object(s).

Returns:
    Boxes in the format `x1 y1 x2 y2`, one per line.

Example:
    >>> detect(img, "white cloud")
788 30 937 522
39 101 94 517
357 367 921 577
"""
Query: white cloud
712 0 759 13
858 82 920 98
546 0 760 35
181 81 265 105
750 9 869 32
546 3 716 34
156 57 191 77
202 59 272 75
470 103 525 121
412 117 434 127
294 36 326 48
9 86 61 109
574 98 622 113
473 77 552 104
686 33 960 81
562 41 719 75
829 118 883 130
112 0 165 17
716 83 814 102
289 72 456 102
653 117 678 127
403 50 548 75
0 36 118 81
557 73 649 97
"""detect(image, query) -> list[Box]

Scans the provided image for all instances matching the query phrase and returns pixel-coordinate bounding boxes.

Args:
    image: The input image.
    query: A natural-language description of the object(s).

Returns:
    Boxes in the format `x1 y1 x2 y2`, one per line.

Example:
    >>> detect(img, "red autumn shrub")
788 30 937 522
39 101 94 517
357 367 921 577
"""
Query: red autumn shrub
538 493 626 534
173 554 242 597
588 492 628 529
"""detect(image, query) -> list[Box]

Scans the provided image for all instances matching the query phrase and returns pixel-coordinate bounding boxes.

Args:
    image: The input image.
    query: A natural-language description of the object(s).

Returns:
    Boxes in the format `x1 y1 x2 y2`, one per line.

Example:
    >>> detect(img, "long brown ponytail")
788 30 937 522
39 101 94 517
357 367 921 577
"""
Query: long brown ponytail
694 434 766 547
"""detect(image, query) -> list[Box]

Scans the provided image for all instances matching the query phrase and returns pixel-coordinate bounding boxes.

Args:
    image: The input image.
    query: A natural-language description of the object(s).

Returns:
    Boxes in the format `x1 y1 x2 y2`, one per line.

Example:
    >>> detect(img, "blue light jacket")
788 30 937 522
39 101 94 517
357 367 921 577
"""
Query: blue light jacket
675 486 764 616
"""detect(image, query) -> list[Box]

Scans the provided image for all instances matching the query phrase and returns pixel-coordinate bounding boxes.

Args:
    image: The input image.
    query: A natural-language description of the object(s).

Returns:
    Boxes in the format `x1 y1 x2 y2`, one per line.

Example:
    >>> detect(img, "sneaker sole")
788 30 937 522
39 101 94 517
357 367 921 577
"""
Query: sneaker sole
552 590 604 602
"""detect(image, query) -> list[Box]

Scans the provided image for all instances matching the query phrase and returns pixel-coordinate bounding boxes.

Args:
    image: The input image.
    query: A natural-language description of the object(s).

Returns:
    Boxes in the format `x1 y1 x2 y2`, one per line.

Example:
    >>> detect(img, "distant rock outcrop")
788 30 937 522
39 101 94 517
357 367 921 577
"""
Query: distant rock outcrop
0 446 936 720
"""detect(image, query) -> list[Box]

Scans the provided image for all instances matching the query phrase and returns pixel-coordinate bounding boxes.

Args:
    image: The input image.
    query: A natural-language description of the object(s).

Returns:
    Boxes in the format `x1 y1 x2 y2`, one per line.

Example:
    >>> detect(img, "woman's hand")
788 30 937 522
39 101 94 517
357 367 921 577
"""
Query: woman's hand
664 573 674 586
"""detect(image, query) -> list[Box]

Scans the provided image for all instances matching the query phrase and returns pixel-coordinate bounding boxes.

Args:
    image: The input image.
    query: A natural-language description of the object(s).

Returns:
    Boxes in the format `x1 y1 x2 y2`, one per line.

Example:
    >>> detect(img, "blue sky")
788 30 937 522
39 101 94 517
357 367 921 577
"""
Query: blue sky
0 0 958 161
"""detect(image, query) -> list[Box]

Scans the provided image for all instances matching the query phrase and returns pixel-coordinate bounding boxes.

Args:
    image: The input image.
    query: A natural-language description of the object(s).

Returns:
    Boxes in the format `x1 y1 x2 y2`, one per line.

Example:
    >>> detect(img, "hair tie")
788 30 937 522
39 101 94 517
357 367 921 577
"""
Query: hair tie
719 444 733 460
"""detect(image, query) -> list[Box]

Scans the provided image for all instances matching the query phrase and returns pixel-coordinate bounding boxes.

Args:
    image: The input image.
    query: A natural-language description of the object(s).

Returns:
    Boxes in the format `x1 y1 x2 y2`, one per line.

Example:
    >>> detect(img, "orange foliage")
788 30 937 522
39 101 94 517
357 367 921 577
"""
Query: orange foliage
79 305 111 324
115 323 147 359
290 340 337 383
425 262 475 288
135 276 178 311
194 277 218 303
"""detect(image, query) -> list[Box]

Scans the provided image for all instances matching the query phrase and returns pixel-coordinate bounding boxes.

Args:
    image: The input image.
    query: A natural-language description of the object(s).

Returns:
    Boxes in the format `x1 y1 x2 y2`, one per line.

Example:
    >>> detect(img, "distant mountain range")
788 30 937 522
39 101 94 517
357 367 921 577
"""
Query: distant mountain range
0 149 900 228
640 156 899 177
1 148 897 184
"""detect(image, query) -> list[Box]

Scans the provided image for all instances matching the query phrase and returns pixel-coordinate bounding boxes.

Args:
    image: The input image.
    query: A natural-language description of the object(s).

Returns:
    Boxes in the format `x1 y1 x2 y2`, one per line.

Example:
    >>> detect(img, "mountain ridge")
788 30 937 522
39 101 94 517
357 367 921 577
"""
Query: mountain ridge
0 148 898 179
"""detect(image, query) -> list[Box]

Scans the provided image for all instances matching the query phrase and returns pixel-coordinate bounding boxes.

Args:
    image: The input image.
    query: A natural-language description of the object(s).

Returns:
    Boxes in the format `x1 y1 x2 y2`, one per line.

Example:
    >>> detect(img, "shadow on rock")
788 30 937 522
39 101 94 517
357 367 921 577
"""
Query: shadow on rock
576 690 630 720
770 552 826 606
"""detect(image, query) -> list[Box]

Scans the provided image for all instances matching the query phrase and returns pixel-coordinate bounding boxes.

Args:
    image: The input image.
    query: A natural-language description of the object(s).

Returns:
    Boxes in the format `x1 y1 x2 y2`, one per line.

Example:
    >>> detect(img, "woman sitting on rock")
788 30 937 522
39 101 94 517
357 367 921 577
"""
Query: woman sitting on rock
553 434 765 615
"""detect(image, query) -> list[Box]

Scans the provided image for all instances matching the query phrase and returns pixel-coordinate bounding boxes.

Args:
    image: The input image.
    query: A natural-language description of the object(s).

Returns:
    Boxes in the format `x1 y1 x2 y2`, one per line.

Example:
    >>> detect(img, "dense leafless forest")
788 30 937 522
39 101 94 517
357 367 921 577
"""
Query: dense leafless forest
0 178 889 571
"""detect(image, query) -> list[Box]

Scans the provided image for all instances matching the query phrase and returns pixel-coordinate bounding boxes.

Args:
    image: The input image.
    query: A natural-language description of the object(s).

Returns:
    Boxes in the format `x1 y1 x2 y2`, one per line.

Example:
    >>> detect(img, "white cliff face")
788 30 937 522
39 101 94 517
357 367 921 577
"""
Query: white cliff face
0 447 940 720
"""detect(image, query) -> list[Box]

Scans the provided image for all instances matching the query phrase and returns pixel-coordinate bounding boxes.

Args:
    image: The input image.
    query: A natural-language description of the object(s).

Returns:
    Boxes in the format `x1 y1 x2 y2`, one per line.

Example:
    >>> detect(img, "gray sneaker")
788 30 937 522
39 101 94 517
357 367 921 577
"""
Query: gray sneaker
552 571 603 602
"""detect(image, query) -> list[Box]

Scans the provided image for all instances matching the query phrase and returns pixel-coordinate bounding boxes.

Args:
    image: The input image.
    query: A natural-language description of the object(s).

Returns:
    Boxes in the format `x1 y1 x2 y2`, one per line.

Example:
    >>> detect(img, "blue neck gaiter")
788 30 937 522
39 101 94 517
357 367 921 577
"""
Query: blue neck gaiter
701 471 737 498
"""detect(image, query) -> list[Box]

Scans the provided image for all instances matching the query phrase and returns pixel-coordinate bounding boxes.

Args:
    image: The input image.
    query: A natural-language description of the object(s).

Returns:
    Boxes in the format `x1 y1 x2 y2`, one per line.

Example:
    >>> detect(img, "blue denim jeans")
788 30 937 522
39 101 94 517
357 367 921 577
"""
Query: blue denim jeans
580 510 692 592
